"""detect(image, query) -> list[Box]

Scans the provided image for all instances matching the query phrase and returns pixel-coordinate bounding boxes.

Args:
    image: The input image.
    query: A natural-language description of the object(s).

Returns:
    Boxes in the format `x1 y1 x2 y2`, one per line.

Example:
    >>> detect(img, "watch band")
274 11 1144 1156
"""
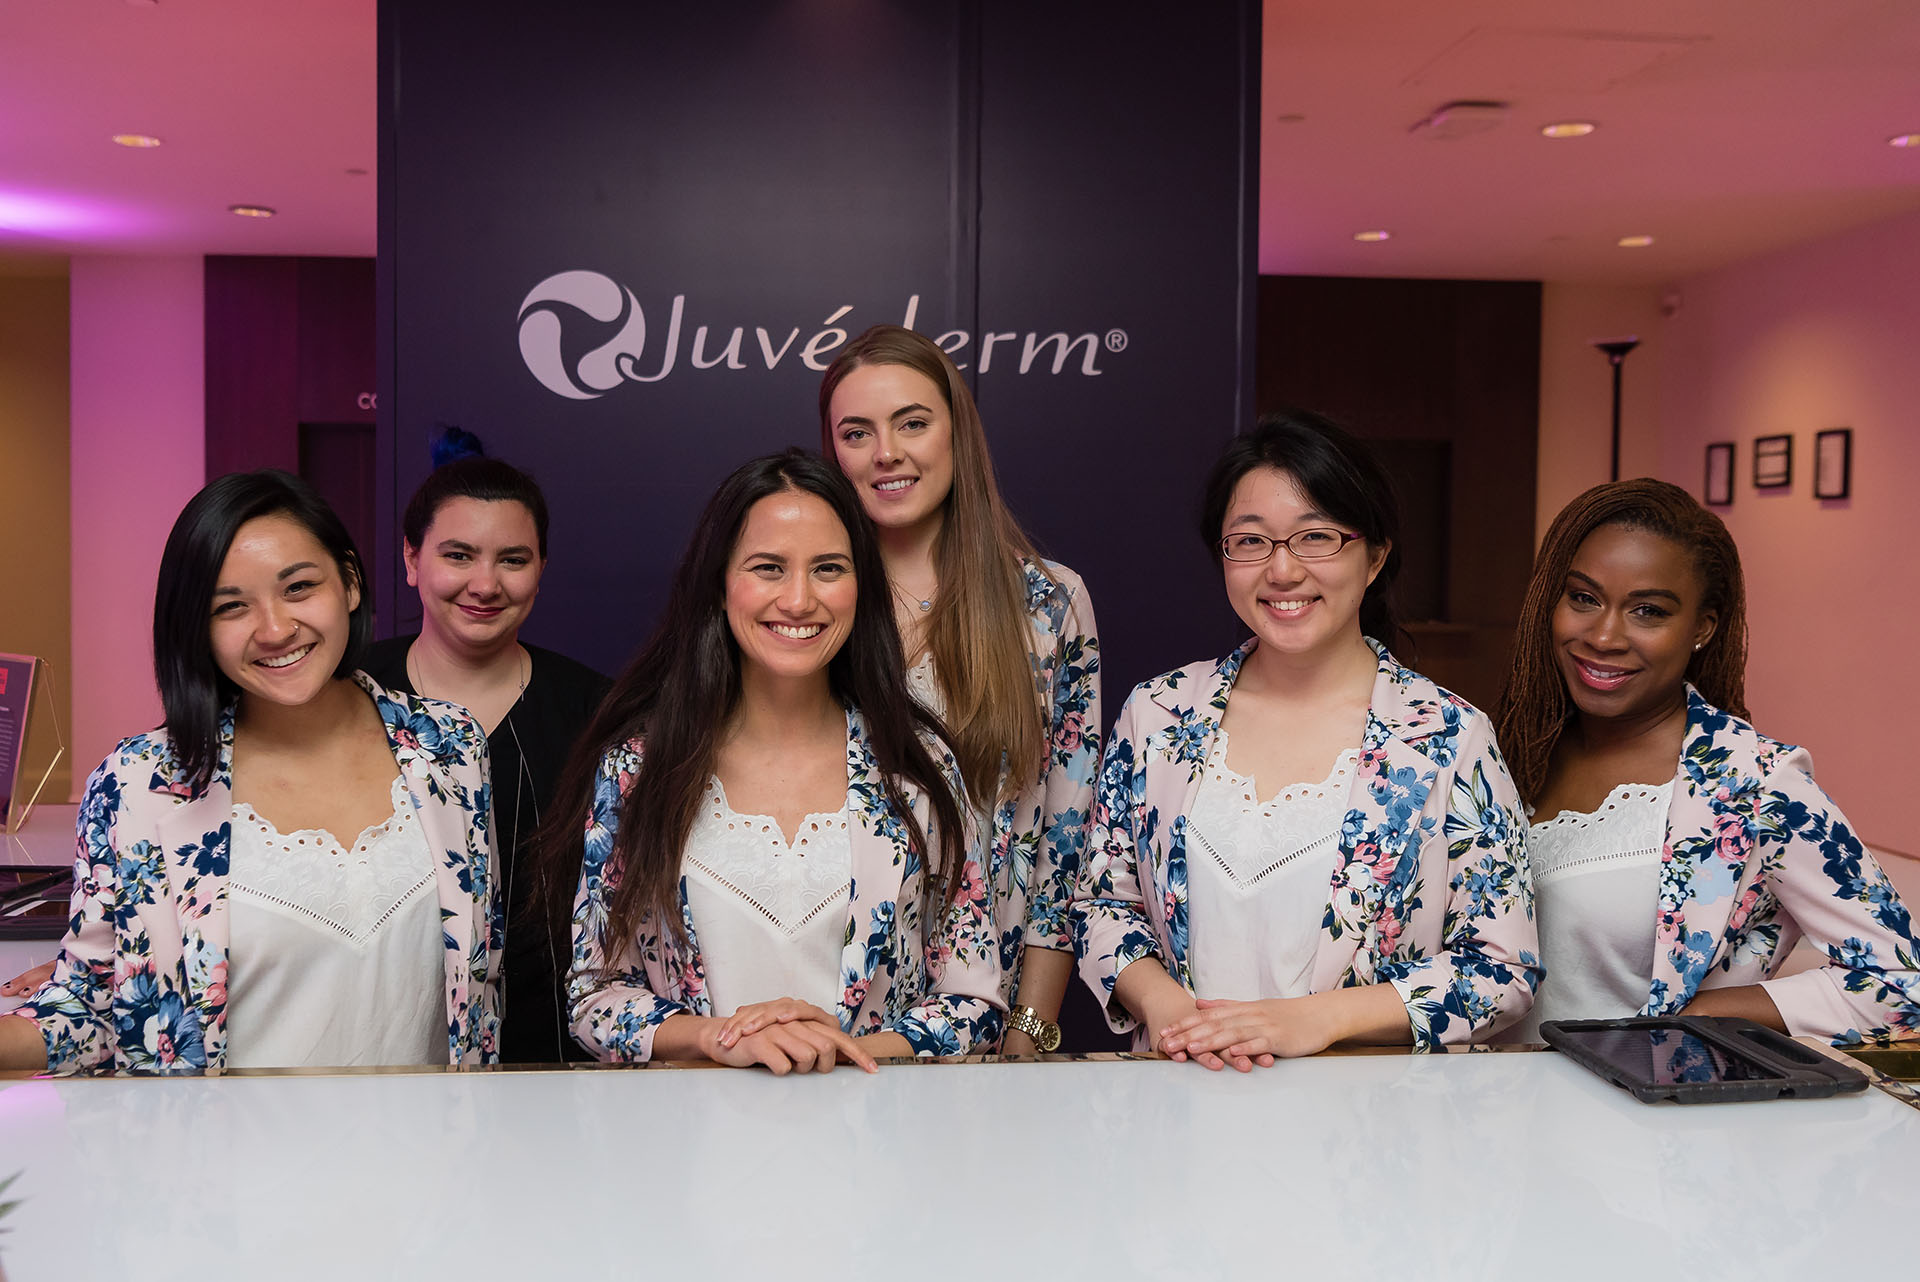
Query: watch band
1006 1005 1062 1053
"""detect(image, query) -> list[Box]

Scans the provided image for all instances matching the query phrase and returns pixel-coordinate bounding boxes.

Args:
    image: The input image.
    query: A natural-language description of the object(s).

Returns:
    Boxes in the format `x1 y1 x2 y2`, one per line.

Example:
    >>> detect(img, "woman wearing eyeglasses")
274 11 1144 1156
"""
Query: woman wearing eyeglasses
1071 411 1539 1069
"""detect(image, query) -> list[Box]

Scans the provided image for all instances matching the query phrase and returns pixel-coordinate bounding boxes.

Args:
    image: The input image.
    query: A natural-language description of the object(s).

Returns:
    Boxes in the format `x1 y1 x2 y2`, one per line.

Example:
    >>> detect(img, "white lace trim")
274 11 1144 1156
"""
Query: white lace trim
1528 780 1673 882
1186 734 1356 895
682 778 852 938
1207 729 1360 813
230 776 436 946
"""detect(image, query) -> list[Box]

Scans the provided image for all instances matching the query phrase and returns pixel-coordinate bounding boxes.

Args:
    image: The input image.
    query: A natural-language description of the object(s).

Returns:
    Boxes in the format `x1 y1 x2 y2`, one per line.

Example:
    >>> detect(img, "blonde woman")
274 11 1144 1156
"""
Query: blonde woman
820 326 1100 1053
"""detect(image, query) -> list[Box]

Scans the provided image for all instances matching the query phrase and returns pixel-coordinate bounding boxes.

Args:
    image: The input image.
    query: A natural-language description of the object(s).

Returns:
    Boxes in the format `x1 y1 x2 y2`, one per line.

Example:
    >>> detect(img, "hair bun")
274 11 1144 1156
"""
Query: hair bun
430 424 486 468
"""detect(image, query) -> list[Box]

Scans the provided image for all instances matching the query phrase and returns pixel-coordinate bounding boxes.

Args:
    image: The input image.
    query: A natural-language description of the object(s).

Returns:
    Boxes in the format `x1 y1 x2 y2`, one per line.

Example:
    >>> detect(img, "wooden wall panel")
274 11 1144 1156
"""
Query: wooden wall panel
1256 275 1541 709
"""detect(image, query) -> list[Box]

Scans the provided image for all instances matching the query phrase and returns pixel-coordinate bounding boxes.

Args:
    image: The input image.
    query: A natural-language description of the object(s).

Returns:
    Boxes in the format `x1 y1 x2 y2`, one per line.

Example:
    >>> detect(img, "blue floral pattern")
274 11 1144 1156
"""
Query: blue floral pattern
567 708 1004 1061
970 560 1102 1003
1071 639 1540 1051
1645 688 1920 1045
7 672 500 1074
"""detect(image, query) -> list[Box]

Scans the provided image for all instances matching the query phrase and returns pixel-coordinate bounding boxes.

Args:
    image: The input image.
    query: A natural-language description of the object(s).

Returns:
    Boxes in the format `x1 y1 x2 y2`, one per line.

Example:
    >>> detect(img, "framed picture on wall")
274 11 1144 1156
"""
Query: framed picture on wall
1814 428 1852 500
1704 442 1735 506
1753 434 1792 489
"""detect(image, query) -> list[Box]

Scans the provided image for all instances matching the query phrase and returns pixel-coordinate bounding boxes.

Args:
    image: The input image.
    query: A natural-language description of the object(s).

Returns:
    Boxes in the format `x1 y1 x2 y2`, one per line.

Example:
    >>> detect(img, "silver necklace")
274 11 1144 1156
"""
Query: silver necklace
890 578 935 613
407 643 529 717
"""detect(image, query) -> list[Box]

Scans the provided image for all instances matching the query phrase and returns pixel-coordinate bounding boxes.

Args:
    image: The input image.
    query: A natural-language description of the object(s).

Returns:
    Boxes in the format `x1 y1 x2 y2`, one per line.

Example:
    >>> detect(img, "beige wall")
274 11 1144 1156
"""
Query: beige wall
1536 283 1669 545
0 270 73 805
68 256 206 791
1541 208 1920 856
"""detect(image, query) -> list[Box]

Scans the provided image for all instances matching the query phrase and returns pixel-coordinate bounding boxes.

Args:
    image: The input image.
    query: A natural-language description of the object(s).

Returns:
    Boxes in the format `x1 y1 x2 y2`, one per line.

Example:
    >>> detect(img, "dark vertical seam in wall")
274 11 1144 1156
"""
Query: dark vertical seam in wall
374 0 400 636
1232 0 1261 439
951 1 983 392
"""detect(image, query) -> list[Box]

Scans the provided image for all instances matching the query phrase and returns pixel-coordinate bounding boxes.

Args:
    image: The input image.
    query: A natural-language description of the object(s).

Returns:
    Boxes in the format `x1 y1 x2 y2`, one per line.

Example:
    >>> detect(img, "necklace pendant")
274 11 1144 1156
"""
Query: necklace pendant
918 598 932 612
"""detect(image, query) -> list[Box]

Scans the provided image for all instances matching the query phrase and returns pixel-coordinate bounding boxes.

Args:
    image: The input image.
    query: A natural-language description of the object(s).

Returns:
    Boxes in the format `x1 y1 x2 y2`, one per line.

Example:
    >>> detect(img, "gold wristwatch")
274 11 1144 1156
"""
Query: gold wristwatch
1006 1005 1062 1053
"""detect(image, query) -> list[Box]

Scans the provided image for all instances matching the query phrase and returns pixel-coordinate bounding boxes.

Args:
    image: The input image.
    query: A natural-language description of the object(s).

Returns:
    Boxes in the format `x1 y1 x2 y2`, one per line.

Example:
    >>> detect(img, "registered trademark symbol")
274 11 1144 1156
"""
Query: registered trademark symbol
1105 329 1128 353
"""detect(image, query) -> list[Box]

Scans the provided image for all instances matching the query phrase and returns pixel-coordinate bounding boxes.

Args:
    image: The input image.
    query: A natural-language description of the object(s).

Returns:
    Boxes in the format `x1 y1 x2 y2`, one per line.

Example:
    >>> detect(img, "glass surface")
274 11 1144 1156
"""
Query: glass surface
1562 1026 1784 1085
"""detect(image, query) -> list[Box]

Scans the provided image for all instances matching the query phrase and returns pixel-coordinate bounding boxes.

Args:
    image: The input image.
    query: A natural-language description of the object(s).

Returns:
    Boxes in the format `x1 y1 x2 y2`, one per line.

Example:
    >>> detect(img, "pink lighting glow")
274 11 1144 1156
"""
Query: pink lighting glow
0 187 139 237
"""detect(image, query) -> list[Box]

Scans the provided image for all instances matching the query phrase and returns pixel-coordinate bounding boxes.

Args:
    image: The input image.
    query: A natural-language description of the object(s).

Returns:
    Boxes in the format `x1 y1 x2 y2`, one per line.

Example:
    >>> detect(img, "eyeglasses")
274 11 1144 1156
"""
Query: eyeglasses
1219 527 1364 562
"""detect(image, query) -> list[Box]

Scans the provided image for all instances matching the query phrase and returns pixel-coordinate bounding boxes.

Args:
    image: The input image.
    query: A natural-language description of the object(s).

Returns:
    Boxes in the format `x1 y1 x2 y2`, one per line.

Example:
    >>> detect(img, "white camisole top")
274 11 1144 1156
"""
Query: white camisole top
226 776 447 1069
1185 732 1358 1001
680 777 853 1019
1504 779 1673 1043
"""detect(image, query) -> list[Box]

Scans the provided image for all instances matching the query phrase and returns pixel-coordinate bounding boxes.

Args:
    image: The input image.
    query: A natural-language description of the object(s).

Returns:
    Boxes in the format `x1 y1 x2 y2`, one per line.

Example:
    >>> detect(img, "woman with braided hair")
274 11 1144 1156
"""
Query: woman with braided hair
1495 478 1920 1045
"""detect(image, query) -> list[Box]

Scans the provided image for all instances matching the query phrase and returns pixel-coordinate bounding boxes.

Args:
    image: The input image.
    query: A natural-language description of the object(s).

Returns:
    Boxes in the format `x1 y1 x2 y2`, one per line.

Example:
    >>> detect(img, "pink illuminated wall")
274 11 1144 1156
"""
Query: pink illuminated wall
68 256 205 792
1541 210 1920 856
1653 211 1920 855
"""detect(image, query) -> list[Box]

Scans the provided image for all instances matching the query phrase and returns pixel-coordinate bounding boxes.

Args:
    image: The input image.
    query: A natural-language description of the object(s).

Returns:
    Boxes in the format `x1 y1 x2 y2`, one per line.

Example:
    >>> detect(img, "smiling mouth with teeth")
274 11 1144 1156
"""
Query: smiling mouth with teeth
257 644 315 669
768 623 824 639
1265 598 1317 613
874 478 917 492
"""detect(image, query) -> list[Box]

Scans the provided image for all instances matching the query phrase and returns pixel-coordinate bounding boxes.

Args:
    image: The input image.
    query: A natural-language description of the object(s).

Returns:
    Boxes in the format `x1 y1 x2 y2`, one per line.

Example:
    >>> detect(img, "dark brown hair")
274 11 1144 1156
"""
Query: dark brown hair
1198 409 1409 657
1495 478 1749 805
530 449 966 957
401 456 550 558
154 469 371 789
819 324 1049 807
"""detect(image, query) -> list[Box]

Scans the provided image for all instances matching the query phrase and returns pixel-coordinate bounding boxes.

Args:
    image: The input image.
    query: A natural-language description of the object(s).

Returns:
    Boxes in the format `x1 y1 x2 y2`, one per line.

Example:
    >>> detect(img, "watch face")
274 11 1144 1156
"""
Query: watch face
1039 1024 1062 1053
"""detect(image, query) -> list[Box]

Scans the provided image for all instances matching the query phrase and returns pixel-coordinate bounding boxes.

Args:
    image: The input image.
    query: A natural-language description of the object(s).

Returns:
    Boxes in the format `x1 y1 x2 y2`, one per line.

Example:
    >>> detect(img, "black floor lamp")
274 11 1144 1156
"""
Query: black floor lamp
1592 336 1641 481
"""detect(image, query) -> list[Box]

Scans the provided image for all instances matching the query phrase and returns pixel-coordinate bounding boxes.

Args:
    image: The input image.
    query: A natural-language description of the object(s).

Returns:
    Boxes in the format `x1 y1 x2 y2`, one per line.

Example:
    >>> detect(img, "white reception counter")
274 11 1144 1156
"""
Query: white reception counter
1 1049 1914 1281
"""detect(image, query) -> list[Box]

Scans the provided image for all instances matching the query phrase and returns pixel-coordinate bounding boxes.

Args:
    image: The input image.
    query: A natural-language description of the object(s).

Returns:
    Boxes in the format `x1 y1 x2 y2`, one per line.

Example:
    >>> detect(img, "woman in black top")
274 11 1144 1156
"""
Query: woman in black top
362 456 609 1063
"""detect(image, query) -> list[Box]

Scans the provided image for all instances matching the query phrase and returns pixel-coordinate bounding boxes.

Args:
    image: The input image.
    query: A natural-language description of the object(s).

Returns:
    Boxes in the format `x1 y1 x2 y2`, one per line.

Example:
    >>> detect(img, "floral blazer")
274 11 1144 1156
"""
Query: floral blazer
978 559 1101 999
1072 639 1540 1051
567 707 1004 1060
1642 689 1920 1045
7 672 501 1075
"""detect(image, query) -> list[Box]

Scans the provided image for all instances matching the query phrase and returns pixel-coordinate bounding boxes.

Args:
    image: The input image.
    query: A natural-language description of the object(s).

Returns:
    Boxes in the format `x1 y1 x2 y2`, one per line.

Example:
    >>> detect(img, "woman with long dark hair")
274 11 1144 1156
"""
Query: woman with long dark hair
536 450 1001 1070
1495 479 1919 1043
820 325 1099 1054
0 470 498 1073
361 450 609 1064
1072 412 1538 1069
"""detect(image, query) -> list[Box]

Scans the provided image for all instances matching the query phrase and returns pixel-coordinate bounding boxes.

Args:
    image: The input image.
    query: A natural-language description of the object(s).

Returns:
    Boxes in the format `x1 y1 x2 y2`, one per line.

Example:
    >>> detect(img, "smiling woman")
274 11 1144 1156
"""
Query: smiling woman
820 325 1102 1055
0 470 500 1074
531 449 1004 1071
1495 479 1920 1046
360 455 610 1065
1071 411 1540 1069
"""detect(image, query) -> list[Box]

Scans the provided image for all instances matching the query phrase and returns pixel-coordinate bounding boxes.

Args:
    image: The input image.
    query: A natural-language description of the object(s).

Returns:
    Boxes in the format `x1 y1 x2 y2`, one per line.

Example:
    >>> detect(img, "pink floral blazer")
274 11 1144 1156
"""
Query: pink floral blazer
1644 689 1920 1045
7 672 502 1074
567 707 1004 1060
1072 639 1541 1051
979 559 1100 999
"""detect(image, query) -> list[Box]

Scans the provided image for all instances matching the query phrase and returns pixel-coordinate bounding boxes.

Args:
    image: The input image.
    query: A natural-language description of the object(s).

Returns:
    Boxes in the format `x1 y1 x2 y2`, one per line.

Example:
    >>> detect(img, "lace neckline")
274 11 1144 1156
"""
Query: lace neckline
1531 778 1675 833
706 777 849 851
1209 728 1361 810
232 775 411 857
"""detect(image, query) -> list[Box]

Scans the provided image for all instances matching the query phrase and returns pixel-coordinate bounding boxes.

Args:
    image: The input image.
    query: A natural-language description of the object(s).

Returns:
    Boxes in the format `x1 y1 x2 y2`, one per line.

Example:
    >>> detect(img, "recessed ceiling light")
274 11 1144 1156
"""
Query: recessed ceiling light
1540 121 1596 139
228 204 277 218
1618 234 1655 248
1353 230 1391 242
1890 133 1920 148
111 134 162 148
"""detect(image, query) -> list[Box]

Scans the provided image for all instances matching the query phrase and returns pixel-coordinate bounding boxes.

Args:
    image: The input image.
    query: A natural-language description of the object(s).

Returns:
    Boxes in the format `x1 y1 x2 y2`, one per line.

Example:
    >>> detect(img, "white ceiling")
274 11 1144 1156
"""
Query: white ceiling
0 0 375 262
1262 0 1920 282
2 1 1916 285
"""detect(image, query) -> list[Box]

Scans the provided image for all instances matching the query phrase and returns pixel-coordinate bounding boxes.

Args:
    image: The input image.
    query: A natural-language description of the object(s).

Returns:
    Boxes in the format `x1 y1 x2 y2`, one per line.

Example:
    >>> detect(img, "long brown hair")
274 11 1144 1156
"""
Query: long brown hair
819 325 1048 807
529 450 966 957
1495 478 1750 806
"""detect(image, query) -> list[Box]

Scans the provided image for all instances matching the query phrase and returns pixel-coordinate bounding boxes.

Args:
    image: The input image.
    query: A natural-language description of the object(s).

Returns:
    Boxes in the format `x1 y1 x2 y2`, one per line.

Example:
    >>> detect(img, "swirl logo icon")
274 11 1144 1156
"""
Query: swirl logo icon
516 271 647 400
